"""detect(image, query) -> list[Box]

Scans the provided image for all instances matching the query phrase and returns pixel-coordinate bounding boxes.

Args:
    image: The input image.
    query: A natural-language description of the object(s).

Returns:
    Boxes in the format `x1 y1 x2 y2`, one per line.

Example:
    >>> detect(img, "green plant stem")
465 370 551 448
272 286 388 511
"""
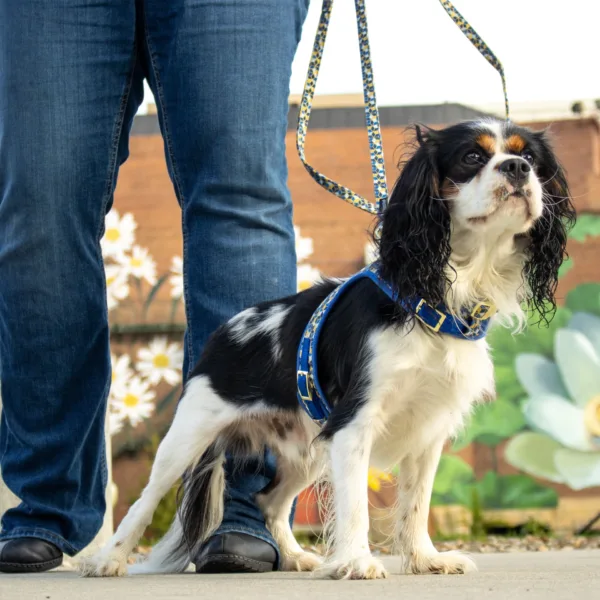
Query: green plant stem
491 444 499 473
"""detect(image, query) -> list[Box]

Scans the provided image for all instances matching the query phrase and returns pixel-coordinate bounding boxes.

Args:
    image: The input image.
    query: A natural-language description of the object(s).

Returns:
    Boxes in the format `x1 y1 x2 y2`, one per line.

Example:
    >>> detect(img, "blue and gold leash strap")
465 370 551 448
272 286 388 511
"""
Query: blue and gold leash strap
296 0 388 218
439 0 510 120
296 0 510 222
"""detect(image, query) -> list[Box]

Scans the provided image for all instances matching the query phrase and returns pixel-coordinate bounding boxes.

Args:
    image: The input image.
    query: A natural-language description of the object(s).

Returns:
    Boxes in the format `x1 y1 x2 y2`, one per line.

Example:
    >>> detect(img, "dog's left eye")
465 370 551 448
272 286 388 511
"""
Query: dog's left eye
464 151 483 165
521 151 535 165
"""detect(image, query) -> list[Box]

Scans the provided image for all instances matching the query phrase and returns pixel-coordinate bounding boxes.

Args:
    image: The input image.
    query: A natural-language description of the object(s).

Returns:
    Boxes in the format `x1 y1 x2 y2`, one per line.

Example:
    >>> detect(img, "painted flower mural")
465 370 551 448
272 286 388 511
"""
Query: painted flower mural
102 217 324 448
505 312 600 490
136 337 184 387
295 226 321 292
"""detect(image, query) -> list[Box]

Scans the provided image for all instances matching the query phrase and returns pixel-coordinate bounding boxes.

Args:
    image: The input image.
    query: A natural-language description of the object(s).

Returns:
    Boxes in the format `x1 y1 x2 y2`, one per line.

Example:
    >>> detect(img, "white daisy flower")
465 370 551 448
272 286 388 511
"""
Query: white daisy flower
105 264 129 311
101 210 136 259
112 376 156 427
297 263 321 292
294 226 314 263
136 337 184 386
110 353 133 398
505 312 600 490
117 245 157 286
170 256 184 299
108 411 125 436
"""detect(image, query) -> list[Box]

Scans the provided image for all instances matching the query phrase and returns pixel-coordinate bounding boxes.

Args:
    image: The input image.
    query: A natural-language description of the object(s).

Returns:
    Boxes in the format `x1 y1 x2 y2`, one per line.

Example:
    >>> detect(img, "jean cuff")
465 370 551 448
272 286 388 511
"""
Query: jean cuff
212 524 281 571
0 527 78 556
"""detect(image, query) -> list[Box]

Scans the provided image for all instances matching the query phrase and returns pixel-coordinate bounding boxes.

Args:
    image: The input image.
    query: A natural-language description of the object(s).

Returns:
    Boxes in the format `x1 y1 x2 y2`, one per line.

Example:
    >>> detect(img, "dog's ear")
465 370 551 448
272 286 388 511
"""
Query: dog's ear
377 126 452 307
523 130 576 321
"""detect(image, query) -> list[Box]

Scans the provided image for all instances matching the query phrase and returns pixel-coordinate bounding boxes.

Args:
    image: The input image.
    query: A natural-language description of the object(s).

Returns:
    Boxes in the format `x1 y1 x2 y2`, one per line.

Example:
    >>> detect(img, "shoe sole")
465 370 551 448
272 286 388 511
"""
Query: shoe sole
195 553 274 574
0 555 63 574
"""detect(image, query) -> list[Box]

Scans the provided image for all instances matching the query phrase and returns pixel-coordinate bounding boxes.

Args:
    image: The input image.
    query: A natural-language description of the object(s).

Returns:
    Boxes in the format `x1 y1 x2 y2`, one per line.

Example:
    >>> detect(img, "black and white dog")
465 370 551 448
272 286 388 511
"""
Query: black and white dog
81 119 574 580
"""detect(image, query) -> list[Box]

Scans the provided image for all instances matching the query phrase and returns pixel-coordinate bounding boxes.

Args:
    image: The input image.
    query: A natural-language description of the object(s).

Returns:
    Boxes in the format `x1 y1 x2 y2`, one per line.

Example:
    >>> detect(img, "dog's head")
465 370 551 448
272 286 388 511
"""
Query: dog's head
377 119 575 319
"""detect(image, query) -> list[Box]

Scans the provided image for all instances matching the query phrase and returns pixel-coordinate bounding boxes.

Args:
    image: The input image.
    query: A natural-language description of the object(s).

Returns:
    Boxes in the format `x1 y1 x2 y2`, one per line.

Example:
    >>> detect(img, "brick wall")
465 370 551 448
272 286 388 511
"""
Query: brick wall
110 116 600 326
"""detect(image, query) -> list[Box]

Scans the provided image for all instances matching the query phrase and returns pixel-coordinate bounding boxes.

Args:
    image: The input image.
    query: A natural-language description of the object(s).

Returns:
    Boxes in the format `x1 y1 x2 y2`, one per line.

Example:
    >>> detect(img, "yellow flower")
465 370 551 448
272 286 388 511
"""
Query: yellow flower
367 468 394 492
112 376 156 427
136 337 184 386
297 264 321 292
101 210 136 259
117 245 157 285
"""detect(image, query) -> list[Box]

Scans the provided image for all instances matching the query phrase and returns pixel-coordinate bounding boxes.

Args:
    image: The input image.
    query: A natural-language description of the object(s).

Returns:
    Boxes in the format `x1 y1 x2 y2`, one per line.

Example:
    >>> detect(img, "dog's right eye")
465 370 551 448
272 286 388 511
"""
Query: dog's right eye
463 151 483 165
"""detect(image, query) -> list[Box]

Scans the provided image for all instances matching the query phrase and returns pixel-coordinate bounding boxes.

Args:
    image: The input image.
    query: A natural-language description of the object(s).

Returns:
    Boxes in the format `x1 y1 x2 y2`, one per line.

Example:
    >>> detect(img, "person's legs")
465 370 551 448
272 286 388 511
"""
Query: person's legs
0 0 144 566
142 0 308 570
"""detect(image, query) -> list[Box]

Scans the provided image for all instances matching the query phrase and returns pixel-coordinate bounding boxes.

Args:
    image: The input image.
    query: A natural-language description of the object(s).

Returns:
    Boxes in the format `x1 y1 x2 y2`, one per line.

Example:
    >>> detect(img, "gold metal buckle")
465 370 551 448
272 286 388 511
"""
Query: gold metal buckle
415 299 447 333
470 301 497 321
297 371 313 402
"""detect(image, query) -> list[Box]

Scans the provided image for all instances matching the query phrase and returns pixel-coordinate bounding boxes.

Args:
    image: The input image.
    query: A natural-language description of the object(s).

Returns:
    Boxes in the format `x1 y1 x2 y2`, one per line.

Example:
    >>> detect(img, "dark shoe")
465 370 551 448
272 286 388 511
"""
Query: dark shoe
194 532 276 574
0 538 63 573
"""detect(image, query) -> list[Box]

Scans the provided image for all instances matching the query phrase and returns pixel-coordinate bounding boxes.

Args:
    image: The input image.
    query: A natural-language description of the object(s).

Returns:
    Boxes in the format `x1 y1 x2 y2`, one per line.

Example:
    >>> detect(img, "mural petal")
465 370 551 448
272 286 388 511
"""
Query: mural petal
568 312 600 358
523 395 592 452
504 432 565 484
554 448 600 490
554 329 600 408
515 353 568 398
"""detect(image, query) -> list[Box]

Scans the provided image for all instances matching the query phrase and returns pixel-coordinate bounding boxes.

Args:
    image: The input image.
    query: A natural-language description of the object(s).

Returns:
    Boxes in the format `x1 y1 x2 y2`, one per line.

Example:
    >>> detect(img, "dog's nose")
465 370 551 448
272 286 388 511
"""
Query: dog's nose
497 158 531 186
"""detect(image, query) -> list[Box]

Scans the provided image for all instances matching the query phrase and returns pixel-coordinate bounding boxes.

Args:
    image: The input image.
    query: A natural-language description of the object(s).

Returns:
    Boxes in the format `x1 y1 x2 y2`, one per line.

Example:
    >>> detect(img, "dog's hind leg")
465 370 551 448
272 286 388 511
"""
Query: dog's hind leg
78 376 238 577
256 445 324 572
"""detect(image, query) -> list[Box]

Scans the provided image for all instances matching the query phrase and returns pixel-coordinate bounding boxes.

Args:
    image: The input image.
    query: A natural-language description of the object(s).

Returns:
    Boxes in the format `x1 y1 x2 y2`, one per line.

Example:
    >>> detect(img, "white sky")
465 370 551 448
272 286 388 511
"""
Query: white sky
288 0 599 106
140 1 598 114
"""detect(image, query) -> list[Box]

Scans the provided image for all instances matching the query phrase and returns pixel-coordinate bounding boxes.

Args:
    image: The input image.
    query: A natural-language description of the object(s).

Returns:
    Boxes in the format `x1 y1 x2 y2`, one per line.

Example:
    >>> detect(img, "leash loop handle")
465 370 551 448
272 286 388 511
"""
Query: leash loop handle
296 0 389 218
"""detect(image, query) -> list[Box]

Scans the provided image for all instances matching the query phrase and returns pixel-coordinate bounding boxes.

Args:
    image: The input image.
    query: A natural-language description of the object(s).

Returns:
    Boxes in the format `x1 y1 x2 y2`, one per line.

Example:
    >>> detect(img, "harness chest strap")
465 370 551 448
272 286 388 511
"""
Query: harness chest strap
296 263 496 424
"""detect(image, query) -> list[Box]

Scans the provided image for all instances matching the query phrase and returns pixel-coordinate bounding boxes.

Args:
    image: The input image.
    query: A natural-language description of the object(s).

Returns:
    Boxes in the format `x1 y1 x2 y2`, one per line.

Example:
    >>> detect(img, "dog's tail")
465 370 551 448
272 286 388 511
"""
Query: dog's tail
129 442 226 575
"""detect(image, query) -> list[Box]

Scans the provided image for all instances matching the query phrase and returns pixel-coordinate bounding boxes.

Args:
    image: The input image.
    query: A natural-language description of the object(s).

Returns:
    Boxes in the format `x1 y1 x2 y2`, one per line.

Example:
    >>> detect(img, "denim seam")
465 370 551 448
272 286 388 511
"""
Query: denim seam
141 17 195 373
95 41 138 244
0 527 78 556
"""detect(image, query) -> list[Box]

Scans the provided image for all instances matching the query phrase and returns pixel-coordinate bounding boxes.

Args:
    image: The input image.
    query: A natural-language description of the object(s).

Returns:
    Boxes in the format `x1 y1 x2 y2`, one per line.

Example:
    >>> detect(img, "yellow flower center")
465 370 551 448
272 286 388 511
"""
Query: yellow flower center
130 258 143 268
153 354 170 369
123 393 139 408
584 396 600 439
105 228 120 242
107 275 116 285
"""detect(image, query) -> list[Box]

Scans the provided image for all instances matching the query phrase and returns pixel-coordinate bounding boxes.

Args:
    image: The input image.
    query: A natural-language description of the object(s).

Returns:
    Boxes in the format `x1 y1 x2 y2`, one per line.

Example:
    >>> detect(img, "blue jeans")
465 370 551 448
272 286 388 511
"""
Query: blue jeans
0 0 308 560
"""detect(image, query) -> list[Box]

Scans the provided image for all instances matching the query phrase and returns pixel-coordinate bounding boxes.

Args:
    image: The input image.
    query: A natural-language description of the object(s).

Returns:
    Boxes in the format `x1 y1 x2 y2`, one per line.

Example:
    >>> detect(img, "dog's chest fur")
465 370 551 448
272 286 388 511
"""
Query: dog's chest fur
367 325 494 470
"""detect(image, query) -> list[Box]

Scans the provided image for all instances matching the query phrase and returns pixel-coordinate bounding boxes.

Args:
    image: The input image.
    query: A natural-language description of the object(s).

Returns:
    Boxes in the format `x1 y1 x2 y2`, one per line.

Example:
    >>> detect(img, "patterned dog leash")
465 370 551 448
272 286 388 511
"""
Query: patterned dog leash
296 0 510 221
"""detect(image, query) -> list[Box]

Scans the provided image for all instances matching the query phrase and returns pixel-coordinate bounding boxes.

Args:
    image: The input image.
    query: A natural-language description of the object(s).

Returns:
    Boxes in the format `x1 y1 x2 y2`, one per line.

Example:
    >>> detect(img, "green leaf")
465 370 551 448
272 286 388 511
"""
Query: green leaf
486 306 571 410
433 455 475 495
565 284 600 317
143 274 169 313
448 472 558 510
494 474 559 509
170 296 181 323
453 398 526 450
156 386 180 413
431 455 474 506
568 214 600 243
558 257 573 279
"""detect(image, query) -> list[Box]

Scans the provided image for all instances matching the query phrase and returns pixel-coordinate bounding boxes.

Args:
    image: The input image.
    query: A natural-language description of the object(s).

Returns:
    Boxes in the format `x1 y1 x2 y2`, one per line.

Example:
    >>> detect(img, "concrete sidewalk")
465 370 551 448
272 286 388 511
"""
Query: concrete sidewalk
1 550 598 600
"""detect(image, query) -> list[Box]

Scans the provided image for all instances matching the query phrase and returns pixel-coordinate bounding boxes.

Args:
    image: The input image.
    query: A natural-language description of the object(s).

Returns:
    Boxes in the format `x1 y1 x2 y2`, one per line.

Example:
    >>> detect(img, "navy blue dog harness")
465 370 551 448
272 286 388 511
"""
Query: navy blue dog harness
296 262 496 425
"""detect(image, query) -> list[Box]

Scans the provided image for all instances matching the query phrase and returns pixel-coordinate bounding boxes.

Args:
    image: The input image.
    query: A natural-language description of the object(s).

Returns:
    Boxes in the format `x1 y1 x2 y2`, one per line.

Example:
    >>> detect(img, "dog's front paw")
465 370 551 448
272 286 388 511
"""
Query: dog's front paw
282 551 323 572
77 552 128 577
320 554 388 580
406 550 476 575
